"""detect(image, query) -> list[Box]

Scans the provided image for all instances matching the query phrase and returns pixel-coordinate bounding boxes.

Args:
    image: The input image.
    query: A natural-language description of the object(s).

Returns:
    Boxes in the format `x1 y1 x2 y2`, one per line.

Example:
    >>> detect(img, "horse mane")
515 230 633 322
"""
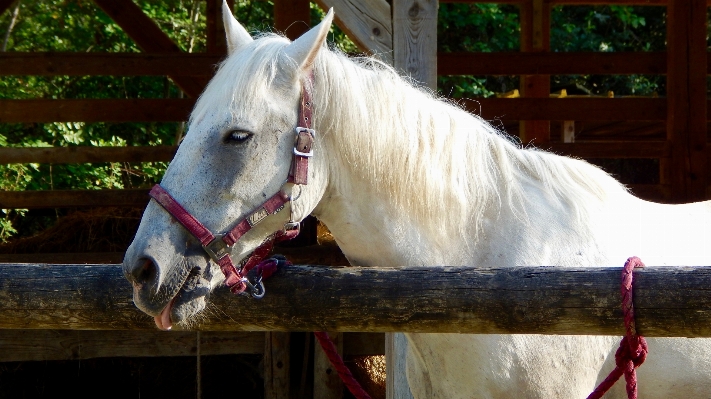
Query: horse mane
193 34 627 242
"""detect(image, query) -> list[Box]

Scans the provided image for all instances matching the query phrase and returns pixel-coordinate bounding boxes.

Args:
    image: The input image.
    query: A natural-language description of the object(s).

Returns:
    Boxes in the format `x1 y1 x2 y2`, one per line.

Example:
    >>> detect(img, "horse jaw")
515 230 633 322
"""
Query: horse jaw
284 8 334 73
222 0 253 55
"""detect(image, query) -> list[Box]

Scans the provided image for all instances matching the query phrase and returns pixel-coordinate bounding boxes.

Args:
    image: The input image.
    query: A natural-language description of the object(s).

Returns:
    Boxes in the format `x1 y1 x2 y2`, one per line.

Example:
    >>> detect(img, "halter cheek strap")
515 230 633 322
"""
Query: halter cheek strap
148 76 315 297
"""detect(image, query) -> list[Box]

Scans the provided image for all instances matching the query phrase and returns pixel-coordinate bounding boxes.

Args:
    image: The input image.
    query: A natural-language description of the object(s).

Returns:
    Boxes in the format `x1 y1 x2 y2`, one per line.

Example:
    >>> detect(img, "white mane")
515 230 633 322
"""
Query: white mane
193 35 628 241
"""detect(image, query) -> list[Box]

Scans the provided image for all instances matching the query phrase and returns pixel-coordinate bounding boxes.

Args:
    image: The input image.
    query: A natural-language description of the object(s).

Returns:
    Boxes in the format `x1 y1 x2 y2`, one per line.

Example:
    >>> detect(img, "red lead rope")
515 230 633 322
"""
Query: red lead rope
587 256 648 399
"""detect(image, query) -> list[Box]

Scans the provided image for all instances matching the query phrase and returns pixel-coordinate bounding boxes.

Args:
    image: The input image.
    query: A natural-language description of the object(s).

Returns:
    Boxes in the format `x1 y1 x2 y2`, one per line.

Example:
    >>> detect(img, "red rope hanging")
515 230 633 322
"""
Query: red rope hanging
587 256 648 399
314 331 373 399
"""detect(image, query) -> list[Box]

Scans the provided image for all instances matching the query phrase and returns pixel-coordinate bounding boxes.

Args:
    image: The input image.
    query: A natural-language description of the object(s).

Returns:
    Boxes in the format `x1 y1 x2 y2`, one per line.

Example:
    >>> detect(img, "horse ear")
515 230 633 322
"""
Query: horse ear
223 0 253 55
284 8 334 73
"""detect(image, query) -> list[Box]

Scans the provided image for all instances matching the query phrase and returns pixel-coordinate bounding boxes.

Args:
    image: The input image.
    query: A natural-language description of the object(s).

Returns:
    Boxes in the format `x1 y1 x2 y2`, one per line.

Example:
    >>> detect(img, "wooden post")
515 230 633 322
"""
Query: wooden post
393 0 438 90
666 0 707 203
206 0 233 55
264 331 291 399
314 332 343 399
274 0 311 41
519 0 550 145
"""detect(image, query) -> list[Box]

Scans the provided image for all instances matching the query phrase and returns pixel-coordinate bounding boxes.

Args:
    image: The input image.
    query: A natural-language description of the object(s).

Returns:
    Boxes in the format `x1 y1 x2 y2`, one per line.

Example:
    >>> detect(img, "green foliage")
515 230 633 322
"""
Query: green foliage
0 1 673 241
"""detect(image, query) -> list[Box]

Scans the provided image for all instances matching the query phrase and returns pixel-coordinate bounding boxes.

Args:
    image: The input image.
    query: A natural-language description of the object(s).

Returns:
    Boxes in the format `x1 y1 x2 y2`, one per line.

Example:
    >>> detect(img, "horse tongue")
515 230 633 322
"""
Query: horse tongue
155 299 174 331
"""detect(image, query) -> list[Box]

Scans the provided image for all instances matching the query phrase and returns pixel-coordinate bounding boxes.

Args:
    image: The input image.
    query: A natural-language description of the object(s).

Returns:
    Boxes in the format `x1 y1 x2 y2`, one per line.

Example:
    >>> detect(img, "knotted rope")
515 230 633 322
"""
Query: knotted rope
587 256 648 399
314 331 373 399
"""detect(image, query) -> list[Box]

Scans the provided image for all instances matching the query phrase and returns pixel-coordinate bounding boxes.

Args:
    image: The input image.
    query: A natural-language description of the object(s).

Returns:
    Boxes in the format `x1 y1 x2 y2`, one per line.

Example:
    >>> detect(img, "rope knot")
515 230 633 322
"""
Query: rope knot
615 335 648 369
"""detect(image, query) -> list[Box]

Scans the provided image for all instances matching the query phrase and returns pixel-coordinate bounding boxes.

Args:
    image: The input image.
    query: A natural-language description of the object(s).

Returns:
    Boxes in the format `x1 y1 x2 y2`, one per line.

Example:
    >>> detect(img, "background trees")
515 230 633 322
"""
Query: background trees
0 1 672 241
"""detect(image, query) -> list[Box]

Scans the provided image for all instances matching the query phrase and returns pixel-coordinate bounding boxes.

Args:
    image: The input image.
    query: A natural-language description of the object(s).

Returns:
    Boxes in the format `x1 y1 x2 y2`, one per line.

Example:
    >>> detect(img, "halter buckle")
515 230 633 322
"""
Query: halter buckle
294 127 315 157
284 221 301 235
203 233 231 264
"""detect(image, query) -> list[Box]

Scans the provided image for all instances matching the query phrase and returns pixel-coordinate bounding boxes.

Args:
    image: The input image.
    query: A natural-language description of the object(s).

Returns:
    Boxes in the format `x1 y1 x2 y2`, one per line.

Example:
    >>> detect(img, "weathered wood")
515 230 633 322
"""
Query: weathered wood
274 0 311 41
0 146 177 164
438 52 666 76
314 332 343 399
0 189 149 209
0 99 194 123
0 329 384 362
519 0 551 144
3 263 711 337
0 53 221 76
545 141 670 159
385 333 414 399
460 98 666 121
393 0 437 89
92 0 209 97
264 331 291 399
666 0 708 203
314 0 393 64
0 330 263 362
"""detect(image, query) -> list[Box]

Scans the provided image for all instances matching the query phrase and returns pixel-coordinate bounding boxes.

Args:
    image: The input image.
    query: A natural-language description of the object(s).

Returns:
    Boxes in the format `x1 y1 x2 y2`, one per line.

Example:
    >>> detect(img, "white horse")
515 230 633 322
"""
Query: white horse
123 3 711 398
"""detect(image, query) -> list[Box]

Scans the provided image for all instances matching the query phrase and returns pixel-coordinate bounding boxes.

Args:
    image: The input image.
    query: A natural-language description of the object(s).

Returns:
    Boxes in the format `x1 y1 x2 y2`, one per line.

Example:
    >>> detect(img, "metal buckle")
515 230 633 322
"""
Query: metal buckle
284 221 300 236
294 127 315 157
203 233 231 264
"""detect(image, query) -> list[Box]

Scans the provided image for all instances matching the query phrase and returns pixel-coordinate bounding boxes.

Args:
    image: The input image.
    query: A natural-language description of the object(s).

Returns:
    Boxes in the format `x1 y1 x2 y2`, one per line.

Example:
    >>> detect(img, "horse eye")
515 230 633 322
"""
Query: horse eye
224 130 252 144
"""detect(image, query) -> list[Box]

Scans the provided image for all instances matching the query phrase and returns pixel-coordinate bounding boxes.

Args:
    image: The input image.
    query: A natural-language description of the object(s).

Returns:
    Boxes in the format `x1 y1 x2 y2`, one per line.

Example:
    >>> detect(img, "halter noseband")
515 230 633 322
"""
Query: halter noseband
148 76 315 297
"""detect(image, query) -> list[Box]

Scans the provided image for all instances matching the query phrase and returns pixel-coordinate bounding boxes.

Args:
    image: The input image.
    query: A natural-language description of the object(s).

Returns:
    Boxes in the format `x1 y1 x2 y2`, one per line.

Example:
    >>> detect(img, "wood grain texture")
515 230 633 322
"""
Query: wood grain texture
0 330 263 362
393 0 437 89
0 53 221 76
314 332 343 399
0 99 194 123
264 331 291 399
3 264 711 337
666 0 708 203
459 98 666 121
92 0 209 97
315 0 393 64
438 52 666 76
0 146 177 165
0 189 150 209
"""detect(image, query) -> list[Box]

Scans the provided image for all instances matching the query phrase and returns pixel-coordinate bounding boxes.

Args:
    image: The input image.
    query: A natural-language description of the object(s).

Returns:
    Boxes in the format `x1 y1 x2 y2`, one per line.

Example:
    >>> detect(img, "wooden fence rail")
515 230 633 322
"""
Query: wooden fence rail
2 263 711 337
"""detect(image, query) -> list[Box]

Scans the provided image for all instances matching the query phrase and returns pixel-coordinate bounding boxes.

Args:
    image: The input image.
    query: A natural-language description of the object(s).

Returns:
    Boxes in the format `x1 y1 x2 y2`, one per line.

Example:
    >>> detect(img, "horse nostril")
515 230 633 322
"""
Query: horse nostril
131 258 157 285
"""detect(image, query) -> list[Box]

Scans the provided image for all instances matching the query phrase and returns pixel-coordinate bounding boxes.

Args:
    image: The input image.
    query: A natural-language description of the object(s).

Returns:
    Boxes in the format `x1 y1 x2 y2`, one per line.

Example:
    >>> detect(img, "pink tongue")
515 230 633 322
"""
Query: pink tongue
154 299 174 331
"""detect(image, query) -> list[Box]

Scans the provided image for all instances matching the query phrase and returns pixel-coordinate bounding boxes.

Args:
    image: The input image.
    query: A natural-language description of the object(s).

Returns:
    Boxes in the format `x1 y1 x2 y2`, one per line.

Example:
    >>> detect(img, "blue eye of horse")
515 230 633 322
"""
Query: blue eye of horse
225 130 252 144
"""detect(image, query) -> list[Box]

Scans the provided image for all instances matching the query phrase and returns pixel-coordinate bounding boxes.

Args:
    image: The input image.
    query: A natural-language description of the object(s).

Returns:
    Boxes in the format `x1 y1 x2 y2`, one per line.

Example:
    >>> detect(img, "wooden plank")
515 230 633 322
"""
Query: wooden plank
314 332 343 399
666 0 708 202
0 253 126 264
0 330 264 362
0 189 150 209
393 0 438 89
0 0 16 16
0 99 194 123
519 0 551 144
438 52 666 76
0 146 177 164
314 0 393 64
274 0 311 41
264 331 291 399
0 329 382 363
0 53 221 76
206 0 233 55
459 98 666 121
545 141 671 159
92 0 209 97
385 333 414 399
4 263 711 337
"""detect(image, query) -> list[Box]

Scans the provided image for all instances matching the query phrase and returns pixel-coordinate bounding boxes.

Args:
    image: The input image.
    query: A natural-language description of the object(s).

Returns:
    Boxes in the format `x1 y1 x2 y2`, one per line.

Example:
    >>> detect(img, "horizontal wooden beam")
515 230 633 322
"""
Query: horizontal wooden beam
545 141 670 158
438 0 679 4
2 263 711 337
438 52 666 76
0 53 222 76
462 97 666 121
0 146 177 164
0 99 194 123
0 330 383 362
0 189 149 209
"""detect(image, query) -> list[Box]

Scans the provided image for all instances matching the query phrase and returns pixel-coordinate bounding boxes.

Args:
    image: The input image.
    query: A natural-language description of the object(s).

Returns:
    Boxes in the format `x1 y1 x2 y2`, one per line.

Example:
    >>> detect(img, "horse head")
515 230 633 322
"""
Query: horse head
123 2 333 330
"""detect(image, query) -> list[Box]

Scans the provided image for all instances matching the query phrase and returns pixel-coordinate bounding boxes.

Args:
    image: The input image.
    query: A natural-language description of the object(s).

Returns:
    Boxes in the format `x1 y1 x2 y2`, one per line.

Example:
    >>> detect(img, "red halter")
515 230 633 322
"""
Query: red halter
149 76 315 297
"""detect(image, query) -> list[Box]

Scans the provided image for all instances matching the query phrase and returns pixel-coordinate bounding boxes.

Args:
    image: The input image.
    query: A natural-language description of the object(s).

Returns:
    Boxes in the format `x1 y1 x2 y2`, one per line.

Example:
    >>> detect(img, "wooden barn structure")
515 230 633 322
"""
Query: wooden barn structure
0 0 709 398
